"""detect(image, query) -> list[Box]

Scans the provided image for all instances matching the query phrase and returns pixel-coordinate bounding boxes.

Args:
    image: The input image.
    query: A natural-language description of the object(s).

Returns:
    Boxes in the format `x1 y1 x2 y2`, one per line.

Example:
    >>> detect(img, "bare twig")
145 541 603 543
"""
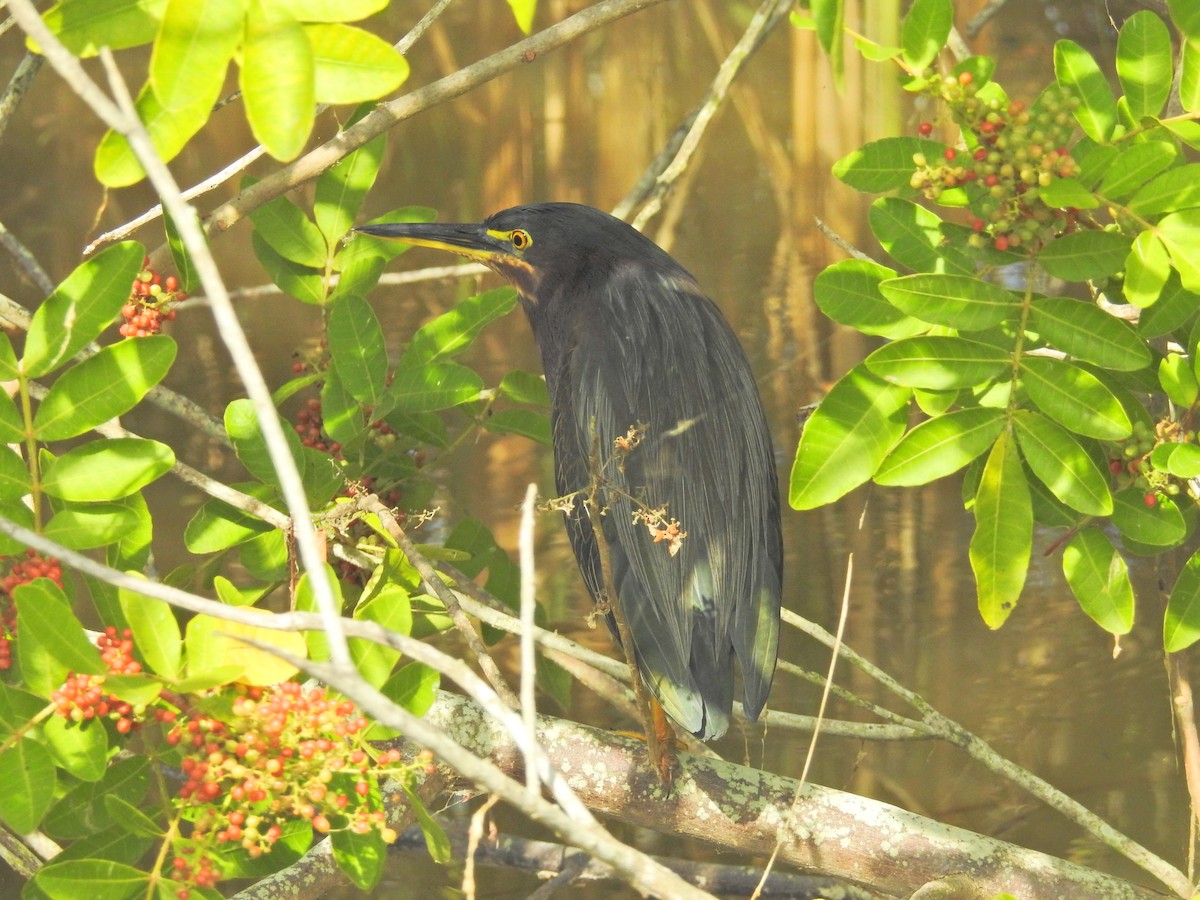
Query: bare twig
0 51 42 145
518 483 541 801
1169 653 1200 832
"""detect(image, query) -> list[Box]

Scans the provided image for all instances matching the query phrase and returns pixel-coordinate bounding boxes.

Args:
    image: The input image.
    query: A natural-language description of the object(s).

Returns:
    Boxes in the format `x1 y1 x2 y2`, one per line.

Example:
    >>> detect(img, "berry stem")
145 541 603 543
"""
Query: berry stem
15 373 43 530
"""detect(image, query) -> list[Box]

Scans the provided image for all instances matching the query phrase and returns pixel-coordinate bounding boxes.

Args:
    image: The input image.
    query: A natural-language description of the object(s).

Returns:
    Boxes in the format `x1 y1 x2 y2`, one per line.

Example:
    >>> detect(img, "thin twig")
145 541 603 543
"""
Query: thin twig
361 496 519 709
1169 653 1200 831
518 483 541 802
0 50 43 145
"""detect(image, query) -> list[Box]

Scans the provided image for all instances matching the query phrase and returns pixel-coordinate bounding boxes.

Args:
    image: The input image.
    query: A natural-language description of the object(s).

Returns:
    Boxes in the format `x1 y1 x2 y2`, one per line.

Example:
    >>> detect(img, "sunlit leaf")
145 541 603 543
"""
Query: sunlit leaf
1111 487 1187 548
328 294 388 406
1182 39 1200 113
868 197 974 275
789 362 910 509
151 0 241 111
1037 177 1099 210
485 409 551 445
506 0 536 33
1116 10 1173 120
498 370 549 406
389 361 484 411
1138 272 1197 338
42 504 139 550
970 430 1031 628
42 438 174 501
1055 39 1117 142
350 584 411 689
15 578 104 676
1028 297 1150 370
305 23 410 104
1012 410 1111 515
1037 230 1132 282
0 448 29 501
225 398 305 490
1063 528 1134 635
119 578 182 679
183 487 275 553
875 407 1003 486
865 336 1011 390
407 287 518 365
402 781 451 863
251 231 325 305
900 0 952 69
36 0 167 56
320 365 366 445
95 83 209 187
1020 356 1131 440
833 137 943 192
186 610 306 686
22 242 143 378
33 859 151 900
1166 546 1200 651
33 336 177 440
249 189 327 269
1129 163 1200 217
879 273 1019 331
1157 209 1200 293
243 0 315 162
315 111 385 244
267 0 387 20
1123 230 1171 308
1097 140 1176 199
1159 353 1199 408
44 713 108 782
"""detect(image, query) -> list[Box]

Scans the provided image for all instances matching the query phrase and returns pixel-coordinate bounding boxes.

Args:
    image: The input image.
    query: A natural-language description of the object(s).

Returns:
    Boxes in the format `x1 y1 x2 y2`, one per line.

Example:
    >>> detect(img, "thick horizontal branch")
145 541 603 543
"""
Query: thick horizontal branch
424 692 1168 899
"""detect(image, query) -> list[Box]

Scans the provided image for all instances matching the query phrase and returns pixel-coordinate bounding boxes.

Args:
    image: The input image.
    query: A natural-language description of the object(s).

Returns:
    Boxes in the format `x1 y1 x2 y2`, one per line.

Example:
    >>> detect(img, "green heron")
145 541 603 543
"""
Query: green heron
357 203 781 743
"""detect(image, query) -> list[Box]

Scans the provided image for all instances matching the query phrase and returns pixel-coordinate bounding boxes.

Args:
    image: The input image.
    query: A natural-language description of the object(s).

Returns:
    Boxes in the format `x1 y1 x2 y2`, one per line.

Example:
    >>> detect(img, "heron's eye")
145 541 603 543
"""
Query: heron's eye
509 229 532 250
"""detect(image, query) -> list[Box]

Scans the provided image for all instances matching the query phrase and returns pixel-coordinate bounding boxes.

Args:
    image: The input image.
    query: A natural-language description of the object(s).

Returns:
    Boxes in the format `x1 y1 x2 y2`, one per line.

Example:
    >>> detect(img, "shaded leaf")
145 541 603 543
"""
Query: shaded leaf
833 137 943 192
865 336 1011 390
1037 230 1132 282
1012 410 1112 515
970 430 1031 628
1166 546 1200 651
1063 528 1134 635
1029 297 1150 370
389 361 484 411
328 294 388 406
879 273 1019 331
0 739 55 833
42 438 174 501
243 0 315 162
1111 487 1187 547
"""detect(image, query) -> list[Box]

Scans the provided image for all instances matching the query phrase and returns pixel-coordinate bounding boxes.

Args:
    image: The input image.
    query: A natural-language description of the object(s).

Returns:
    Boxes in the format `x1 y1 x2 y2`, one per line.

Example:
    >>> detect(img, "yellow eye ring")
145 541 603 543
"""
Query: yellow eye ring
510 229 532 250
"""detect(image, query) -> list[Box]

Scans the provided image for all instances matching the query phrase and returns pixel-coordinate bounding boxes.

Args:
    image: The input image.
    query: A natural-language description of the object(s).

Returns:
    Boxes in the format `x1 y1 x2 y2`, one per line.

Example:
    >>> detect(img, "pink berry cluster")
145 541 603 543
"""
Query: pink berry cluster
910 72 1083 252
164 682 415 898
50 627 163 734
0 550 64 670
121 257 182 338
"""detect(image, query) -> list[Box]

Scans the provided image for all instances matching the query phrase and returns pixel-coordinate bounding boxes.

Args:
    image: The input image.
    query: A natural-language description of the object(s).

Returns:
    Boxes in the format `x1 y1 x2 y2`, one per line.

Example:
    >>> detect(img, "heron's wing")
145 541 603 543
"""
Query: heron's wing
552 265 781 738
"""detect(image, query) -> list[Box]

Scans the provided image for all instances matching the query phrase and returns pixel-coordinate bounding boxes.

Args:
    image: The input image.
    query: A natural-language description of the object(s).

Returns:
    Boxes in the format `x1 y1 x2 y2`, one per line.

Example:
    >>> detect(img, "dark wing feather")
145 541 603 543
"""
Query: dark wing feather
550 265 781 739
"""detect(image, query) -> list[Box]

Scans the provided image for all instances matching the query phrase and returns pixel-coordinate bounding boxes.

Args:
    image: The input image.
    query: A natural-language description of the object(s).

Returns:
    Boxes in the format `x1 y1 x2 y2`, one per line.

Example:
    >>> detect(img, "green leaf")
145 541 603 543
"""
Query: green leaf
875 407 1004 486
22 242 144 379
1111 487 1187 547
1037 230 1132 282
103 795 164 839
1159 353 1199 407
163 212 199 293
42 438 174 501
1028 297 1151 370
44 713 108 782
384 662 440 716
249 190 327 269
294 564 343 662
868 198 974 276
15 578 105 675
251 231 326 305
1116 10 1173 119
1166 546 1200 651
225 398 305 489
407 287 519 364
1055 39 1118 142
151 0 241 111
331 826 386 891
970 430 1031 628
0 503 35 555
0 393 23 446
833 137 943 192
389 361 484 412
1124 230 1171 308
0 447 30 501
0 333 16 382
243 0 315 162
328 294 389 406
1128 163 1200 217
485 409 551 445
865 336 1011 390
34 337 177 441
1012 410 1112 515
37 0 168 56
1138 271 1198 338
1182 39 1200 113
34 860 151 900
506 0 536 33
401 781 451 864
94 82 209 187
900 0 952 69
1063 528 1134 635
350 585 411 689
1097 140 1177 199
1169 0 1200 38
42 755 148 840
811 0 844 88
267 0 388 19
1038 177 1100 210
320 365 366 445
1157 209 1200 293
789 363 910 509
306 23 410 104
879 273 1019 331
1165 442 1200 477
184 487 274 553
336 206 437 271
498 370 549 406
0 739 55 833
43 504 139 550
1020 356 1132 440
813 259 923 338
315 114 384 244
119 580 182 679
240 529 288 581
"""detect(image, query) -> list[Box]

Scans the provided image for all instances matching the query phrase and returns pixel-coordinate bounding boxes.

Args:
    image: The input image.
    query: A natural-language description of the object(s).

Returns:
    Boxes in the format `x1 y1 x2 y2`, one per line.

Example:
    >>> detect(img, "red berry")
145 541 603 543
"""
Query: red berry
958 71 973 85
1144 492 1157 507
993 235 1010 251
943 147 956 161
918 121 933 136
165 275 179 292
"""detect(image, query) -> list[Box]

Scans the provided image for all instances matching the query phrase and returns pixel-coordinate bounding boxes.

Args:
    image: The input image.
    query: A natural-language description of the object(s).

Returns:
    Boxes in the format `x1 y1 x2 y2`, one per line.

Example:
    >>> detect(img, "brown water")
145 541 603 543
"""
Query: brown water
0 0 1184 895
